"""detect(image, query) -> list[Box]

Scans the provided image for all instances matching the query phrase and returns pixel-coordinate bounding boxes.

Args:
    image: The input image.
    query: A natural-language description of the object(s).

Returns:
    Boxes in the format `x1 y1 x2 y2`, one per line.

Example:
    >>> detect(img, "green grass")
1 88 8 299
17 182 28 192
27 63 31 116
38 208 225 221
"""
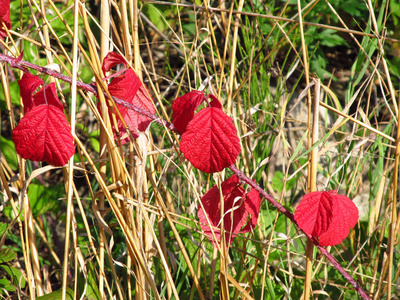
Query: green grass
1 0 400 299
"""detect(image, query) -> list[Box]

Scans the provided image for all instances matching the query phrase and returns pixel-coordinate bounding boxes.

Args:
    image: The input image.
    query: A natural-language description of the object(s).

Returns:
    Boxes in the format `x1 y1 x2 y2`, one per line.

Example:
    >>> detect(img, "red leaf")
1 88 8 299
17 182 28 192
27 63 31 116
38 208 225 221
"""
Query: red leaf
180 107 241 173
108 69 142 104
18 74 64 113
241 188 262 232
172 90 205 134
0 0 11 40
208 94 223 109
34 84 64 111
100 53 156 143
102 52 127 74
12 105 75 166
18 73 44 113
116 84 155 140
106 69 155 143
294 190 359 246
294 191 334 237
318 194 359 246
197 175 249 245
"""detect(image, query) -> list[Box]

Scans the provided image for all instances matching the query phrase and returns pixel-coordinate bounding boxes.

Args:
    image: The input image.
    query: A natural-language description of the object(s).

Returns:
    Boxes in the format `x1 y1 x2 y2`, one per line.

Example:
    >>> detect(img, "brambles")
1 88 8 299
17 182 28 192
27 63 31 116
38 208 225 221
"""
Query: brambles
5 56 365 298
2 0 398 299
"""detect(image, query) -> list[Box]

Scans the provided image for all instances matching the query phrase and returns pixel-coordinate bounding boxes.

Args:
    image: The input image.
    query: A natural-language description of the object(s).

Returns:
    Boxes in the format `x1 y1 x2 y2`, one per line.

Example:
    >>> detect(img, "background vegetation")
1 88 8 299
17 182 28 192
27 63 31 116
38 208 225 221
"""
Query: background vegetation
1 0 400 299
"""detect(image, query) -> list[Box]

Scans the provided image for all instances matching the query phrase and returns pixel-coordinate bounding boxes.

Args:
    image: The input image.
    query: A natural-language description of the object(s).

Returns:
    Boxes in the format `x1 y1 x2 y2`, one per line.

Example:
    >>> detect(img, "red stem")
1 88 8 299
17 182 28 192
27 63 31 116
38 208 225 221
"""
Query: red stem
0 53 370 300
229 165 370 300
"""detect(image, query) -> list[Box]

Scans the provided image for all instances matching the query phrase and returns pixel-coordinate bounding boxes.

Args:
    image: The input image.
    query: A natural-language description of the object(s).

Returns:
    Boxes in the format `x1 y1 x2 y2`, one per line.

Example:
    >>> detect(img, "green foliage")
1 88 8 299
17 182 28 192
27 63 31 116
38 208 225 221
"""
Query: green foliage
142 4 173 33
0 278 16 293
0 223 7 237
36 288 74 300
0 80 20 109
77 261 100 300
0 265 26 289
0 224 24 295
272 171 298 193
0 249 17 264
0 136 18 170
27 182 63 217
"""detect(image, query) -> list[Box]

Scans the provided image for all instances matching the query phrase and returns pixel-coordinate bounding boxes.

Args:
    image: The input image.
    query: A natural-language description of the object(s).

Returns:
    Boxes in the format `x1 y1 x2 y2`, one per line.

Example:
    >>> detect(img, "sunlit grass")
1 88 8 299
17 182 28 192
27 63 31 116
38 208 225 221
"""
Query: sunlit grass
0 0 400 299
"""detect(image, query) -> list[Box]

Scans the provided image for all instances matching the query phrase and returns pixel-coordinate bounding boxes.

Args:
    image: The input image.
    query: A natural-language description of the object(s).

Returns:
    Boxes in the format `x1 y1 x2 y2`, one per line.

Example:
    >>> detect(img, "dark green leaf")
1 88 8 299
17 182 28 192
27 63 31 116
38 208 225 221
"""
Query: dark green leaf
0 265 26 288
28 183 62 217
0 223 7 237
36 288 74 300
0 278 16 293
0 81 21 109
0 248 17 264
77 260 100 300
318 29 347 47
0 136 18 170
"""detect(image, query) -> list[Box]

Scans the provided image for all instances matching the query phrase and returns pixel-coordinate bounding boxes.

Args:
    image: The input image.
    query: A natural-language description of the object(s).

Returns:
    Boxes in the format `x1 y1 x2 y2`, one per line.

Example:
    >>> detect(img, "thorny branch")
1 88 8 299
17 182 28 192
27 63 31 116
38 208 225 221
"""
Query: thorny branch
0 53 370 300
0 53 175 131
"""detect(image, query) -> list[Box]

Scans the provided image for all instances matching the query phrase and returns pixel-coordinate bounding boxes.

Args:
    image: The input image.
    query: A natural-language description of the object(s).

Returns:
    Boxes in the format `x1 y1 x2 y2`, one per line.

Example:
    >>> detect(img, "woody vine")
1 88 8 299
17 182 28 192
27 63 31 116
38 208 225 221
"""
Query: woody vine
0 51 367 299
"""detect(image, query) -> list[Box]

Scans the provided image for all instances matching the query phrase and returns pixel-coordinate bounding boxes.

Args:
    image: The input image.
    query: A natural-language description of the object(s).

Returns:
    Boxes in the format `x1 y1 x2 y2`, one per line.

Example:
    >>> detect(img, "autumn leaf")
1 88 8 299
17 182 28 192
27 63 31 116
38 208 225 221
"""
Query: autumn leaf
102 52 128 75
208 94 223 109
17 73 64 113
180 105 241 173
12 105 75 166
241 188 262 232
294 190 358 246
172 90 205 134
318 193 359 246
197 175 261 245
12 74 74 166
172 91 240 173
294 191 334 237
100 52 156 143
17 73 53 113
0 0 11 40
